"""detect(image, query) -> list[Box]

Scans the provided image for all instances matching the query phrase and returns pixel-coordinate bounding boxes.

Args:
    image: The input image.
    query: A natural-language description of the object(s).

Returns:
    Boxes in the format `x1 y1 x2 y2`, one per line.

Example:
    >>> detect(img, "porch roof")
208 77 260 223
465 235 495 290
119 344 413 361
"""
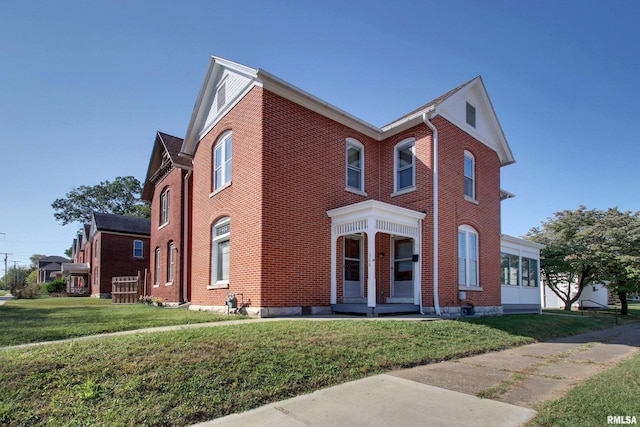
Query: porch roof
326 200 426 239
61 263 90 275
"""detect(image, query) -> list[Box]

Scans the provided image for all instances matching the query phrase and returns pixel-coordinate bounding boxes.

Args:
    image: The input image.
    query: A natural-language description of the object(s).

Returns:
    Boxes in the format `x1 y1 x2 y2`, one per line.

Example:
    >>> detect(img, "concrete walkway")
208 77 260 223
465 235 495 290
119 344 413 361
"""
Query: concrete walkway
192 322 640 427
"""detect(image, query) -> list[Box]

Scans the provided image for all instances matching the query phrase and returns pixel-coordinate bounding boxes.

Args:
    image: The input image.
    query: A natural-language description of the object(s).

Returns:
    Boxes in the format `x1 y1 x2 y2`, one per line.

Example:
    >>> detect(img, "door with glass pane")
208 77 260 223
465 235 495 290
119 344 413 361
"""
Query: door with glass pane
391 238 414 301
343 236 364 303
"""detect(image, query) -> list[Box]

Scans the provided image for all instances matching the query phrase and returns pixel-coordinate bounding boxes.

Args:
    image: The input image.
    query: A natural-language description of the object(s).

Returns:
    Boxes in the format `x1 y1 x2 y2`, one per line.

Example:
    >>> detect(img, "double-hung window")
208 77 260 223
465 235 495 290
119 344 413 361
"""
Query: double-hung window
213 132 232 192
394 138 416 195
345 138 365 194
210 217 230 288
160 188 170 226
464 151 475 201
500 253 519 286
154 247 160 286
133 240 144 258
522 257 539 287
458 225 479 287
167 242 175 283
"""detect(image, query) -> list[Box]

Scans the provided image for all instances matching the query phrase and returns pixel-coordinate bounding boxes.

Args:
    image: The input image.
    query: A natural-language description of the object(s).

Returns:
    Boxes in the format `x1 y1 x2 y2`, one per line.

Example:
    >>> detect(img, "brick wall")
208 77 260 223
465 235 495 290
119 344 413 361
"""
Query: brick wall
148 167 185 303
91 232 149 296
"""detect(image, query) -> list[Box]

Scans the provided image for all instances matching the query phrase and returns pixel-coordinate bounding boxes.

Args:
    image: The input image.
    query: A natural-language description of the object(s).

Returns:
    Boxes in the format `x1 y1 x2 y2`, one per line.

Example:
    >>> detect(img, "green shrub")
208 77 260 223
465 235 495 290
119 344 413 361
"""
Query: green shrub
45 278 67 294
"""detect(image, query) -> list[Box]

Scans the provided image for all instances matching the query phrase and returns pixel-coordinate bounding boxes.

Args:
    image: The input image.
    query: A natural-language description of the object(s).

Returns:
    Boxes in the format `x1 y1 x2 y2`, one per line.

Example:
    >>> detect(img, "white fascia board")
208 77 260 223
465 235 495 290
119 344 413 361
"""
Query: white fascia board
181 56 260 156
501 234 545 250
258 69 383 140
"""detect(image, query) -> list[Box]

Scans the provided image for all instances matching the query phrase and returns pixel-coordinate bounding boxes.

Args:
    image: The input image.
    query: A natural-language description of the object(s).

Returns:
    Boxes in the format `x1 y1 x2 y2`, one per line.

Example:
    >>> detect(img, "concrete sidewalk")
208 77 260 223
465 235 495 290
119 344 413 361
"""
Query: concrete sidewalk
193 322 640 427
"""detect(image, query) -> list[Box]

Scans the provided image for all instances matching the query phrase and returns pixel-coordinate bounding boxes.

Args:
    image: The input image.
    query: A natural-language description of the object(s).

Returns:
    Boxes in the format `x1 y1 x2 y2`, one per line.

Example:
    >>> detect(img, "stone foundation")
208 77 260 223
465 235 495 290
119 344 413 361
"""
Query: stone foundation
189 305 333 318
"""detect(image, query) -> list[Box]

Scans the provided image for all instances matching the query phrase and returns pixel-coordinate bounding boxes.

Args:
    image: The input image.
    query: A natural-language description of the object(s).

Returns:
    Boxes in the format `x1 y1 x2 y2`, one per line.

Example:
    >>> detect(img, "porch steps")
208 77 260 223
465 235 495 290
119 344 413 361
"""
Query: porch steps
331 303 420 316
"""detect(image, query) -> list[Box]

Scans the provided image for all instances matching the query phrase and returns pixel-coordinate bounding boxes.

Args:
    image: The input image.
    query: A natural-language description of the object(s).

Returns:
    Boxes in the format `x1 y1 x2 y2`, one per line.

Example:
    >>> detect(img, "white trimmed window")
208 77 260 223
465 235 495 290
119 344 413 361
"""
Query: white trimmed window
167 242 175 283
466 102 476 128
393 138 416 195
464 151 475 200
154 247 161 286
213 132 232 192
458 225 479 287
160 188 170 226
210 217 230 288
500 252 519 286
345 138 365 194
133 240 144 258
522 257 539 287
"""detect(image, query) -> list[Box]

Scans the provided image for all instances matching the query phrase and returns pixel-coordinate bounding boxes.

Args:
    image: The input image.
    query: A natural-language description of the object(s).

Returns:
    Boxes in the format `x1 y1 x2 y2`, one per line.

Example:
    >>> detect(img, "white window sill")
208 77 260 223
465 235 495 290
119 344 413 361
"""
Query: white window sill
391 186 416 197
464 195 478 205
210 181 232 198
158 222 169 230
165 281 173 287
458 285 483 291
153 284 160 288
345 187 368 197
207 281 229 290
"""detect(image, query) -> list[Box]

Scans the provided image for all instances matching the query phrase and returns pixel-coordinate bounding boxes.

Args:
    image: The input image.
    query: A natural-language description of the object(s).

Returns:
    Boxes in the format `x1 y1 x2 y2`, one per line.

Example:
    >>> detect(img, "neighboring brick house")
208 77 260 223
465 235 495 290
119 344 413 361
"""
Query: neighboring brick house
86 212 150 298
63 224 91 294
142 131 191 305
148 55 541 317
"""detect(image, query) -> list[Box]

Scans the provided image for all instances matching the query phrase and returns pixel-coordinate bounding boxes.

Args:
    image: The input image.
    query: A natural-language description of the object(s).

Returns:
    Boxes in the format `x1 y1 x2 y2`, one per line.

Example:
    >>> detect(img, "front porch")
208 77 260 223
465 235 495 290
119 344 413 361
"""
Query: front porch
331 303 420 316
327 200 427 313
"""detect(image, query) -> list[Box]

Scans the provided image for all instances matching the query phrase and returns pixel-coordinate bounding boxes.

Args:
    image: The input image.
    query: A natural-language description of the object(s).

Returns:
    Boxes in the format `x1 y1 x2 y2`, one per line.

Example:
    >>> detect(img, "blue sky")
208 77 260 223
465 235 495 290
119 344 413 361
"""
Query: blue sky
1 0 639 266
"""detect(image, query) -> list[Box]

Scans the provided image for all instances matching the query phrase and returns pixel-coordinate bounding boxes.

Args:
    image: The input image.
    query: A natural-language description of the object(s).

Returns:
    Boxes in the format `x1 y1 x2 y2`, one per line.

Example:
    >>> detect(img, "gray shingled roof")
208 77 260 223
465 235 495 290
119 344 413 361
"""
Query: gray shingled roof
92 212 150 236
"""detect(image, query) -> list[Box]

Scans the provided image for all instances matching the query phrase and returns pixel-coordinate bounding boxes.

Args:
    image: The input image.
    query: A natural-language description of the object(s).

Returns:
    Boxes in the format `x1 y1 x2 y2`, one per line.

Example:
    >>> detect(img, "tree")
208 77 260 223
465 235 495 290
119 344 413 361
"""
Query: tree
29 254 47 269
527 206 600 310
590 208 640 315
52 176 150 225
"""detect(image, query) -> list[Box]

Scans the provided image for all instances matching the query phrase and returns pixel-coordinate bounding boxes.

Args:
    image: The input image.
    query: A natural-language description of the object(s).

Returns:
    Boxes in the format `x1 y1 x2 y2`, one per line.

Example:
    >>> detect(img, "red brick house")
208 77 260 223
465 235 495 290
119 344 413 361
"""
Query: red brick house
149 55 534 317
85 212 150 298
142 132 191 305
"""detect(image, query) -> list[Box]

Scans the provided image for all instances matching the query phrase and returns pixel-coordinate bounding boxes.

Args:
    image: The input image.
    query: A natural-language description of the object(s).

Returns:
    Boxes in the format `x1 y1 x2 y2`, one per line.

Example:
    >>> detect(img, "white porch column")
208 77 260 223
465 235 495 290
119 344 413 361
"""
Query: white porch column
366 229 376 309
413 227 422 305
330 232 337 305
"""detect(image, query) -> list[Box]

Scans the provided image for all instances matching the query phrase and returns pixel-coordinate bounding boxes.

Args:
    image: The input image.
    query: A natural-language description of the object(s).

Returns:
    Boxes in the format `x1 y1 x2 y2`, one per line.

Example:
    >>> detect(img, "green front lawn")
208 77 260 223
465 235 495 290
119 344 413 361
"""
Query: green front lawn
0 297 240 346
0 313 617 427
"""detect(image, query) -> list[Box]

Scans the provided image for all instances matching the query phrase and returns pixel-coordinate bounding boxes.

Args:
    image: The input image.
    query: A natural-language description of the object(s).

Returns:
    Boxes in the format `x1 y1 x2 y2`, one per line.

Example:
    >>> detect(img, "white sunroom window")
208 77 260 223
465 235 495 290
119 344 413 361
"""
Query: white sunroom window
210 217 230 288
346 138 365 194
458 225 479 287
394 138 416 195
213 132 232 192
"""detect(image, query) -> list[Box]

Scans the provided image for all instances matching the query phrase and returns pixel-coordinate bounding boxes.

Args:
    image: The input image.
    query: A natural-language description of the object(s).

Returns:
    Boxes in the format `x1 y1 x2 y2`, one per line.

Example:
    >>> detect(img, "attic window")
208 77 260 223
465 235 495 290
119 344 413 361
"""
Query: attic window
466 102 476 128
217 83 226 111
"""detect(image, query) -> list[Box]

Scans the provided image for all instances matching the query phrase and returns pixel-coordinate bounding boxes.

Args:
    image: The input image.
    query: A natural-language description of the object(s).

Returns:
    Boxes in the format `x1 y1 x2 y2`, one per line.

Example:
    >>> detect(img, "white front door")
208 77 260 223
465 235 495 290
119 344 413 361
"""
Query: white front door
391 237 414 302
343 236 365 303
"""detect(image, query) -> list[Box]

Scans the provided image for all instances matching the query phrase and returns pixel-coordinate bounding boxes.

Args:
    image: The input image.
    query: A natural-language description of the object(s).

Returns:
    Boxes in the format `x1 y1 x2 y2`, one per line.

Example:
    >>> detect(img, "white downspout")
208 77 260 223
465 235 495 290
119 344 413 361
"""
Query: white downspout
182 169 192 304
423 108 441 316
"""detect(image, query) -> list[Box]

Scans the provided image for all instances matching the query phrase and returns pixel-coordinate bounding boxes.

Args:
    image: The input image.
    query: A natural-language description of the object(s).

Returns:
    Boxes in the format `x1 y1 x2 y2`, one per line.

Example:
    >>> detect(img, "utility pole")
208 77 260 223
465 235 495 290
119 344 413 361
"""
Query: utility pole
0 231 9 289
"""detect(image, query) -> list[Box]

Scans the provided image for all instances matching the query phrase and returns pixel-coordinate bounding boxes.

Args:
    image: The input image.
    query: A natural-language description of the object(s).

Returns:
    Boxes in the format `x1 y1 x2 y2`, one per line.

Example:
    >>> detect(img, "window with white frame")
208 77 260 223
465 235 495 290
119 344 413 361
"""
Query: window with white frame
464 151 475 200
167 242 175 283
346 138 365 193
133 240 144 258
500 252 519 286
210 217 230 288
522 257 539 287
394 138 416 194
466 102 476 128
213 132 232 192
458 225 479 287
154 247 160 286
160 188 170 226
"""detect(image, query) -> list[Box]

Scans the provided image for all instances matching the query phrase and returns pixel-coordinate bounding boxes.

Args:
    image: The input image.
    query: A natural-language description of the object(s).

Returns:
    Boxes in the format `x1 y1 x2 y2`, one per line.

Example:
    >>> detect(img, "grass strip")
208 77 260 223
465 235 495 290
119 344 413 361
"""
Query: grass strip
0 314 612 427
530 350 640 427
0 297 242 346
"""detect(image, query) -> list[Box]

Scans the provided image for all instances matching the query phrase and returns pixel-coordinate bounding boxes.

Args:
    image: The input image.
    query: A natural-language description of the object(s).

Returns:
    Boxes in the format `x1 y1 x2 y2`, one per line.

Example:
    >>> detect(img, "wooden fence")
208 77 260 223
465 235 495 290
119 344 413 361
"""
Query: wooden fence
112 274 142 304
